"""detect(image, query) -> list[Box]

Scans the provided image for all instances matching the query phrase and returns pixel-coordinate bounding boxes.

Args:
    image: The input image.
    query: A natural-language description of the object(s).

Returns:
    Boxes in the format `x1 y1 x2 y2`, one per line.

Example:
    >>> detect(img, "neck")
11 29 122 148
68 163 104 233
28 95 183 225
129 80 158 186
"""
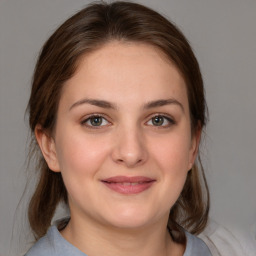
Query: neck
60 214 185 256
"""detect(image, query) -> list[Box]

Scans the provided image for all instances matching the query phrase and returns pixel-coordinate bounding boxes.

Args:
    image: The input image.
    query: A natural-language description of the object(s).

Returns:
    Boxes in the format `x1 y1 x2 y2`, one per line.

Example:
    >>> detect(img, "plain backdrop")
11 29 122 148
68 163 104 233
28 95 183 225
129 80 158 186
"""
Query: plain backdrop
1 0 256 255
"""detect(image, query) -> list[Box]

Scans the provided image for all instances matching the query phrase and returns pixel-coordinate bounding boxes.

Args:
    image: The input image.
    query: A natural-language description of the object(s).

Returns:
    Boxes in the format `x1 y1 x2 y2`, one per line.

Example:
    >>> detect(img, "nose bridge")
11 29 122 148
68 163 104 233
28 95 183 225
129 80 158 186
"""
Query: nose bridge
112 122 147 167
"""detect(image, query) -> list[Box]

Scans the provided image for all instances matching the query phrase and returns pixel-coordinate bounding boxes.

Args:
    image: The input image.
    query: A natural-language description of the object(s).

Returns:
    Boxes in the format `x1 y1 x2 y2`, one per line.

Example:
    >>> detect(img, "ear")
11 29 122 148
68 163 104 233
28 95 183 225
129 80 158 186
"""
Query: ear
35 125 60 172
188 125 202 171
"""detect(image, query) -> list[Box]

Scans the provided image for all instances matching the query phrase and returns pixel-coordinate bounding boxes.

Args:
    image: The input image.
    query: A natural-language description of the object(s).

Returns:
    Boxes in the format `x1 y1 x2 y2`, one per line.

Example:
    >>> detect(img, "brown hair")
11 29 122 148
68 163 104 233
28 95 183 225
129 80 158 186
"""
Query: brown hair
27 1 209 243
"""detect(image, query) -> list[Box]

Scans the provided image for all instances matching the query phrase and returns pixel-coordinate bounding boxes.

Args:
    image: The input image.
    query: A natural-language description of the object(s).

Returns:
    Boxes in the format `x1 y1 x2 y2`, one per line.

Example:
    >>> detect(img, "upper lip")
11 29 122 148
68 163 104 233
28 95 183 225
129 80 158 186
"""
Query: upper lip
101 176 156 183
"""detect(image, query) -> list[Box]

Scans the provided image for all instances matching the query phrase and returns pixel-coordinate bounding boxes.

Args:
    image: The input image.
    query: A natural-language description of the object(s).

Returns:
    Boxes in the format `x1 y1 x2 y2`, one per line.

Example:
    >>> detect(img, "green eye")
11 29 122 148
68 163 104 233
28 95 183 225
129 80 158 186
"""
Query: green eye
152 116 164 126
82 115 109 128
89 116 103 126
146 115 175 127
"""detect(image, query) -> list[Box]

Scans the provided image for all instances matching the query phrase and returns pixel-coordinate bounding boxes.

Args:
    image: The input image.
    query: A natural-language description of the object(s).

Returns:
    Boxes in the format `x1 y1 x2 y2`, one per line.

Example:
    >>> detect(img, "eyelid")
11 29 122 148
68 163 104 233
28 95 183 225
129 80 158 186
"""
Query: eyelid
80 112 176 129
145 113 176 127
80 113 112 128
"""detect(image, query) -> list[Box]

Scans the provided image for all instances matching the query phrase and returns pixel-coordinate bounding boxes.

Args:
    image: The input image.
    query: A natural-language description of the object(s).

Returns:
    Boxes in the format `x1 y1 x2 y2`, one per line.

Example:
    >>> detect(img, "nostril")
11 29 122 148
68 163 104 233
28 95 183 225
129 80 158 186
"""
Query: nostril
111 134 148 167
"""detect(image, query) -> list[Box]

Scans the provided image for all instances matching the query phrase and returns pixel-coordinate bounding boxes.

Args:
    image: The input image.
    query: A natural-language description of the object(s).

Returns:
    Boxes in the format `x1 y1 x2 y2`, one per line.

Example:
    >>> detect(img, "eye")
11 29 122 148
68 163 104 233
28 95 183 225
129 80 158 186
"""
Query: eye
81 115 110 128
146 115 175 127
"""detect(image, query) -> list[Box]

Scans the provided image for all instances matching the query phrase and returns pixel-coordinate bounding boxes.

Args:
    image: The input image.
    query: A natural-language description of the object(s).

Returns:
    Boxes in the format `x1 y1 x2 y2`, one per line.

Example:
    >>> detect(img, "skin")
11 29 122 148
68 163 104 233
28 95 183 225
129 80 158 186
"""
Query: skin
36 41 201 256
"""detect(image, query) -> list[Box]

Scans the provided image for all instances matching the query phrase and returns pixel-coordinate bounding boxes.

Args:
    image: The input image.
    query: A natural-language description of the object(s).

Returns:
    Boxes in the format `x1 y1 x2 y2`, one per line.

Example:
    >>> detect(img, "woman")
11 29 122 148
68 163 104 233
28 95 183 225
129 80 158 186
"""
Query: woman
25 1 211 255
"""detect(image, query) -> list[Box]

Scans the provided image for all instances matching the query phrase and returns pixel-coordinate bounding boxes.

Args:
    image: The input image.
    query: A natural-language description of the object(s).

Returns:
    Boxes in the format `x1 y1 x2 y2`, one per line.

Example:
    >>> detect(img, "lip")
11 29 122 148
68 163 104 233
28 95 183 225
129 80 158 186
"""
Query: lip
101 176 156 195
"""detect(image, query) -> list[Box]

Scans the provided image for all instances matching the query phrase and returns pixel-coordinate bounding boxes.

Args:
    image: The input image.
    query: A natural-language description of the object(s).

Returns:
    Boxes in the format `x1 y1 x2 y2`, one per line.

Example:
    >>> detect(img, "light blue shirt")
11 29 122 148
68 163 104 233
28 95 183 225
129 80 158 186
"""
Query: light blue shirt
25 226 212 256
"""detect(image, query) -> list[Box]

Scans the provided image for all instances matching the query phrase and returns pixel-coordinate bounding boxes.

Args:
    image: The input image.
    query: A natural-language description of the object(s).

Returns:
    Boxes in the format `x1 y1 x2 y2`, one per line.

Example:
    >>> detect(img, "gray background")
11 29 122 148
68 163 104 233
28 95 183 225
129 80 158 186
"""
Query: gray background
1 0 256 255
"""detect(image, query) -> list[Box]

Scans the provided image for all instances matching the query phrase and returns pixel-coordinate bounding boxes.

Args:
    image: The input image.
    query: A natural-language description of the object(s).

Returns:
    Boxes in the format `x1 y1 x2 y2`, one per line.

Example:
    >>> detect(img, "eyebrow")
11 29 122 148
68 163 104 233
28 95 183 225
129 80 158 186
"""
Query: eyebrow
69 98 184 112
69 98 117 111
143 99 184 112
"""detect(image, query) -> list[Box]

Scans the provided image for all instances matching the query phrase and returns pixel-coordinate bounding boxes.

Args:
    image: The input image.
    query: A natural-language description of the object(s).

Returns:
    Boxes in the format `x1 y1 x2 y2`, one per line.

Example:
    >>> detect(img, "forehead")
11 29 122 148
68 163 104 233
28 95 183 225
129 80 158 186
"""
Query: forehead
60 41 188 110
75 41 178 76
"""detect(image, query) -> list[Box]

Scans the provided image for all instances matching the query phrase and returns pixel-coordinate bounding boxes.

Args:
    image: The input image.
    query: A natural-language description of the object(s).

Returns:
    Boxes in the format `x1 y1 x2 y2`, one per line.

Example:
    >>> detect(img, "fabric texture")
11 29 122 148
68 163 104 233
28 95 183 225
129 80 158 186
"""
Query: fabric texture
25 226 212 256
199 220 255 256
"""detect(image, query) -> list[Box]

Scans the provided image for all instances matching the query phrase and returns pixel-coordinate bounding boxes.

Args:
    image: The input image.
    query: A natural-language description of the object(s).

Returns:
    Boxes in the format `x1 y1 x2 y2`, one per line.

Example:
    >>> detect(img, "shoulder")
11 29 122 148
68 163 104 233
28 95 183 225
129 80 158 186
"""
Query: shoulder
199 220 250 256
25 225 87 256
25 227 56 256
184 231 212 256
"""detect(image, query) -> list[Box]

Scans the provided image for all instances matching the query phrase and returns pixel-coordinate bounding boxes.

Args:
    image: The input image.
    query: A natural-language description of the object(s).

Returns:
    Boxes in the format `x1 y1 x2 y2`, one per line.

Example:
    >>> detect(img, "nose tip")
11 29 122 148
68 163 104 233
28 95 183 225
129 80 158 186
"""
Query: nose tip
111 129 147 168
115 153 144 168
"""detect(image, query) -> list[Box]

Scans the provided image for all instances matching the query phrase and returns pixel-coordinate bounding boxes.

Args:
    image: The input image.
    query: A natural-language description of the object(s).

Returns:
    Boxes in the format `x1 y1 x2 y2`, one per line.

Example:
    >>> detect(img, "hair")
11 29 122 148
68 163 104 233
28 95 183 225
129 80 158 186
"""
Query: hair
27 0 209 243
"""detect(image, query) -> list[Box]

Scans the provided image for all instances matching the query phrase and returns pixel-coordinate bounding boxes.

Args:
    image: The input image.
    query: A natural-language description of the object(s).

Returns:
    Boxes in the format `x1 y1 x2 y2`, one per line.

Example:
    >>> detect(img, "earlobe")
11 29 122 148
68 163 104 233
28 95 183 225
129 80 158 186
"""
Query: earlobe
35 125 60 172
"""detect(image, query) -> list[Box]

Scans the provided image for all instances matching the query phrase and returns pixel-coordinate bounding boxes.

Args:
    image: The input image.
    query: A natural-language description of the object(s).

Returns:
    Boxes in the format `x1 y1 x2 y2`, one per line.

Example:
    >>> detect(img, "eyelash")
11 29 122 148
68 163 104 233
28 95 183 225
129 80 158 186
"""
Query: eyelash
81 114 111 129
80 113 175 129
145 113 176 128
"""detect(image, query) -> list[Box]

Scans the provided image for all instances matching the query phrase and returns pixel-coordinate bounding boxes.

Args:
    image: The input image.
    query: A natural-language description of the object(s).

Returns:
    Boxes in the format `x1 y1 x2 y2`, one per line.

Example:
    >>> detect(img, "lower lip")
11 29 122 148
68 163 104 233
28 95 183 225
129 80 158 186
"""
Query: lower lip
102 181 155 195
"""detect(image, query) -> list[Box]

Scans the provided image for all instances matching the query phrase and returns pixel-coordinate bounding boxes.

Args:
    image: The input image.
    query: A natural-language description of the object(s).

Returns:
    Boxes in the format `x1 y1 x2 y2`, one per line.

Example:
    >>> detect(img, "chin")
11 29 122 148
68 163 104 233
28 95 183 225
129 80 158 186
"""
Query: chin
108 218 150 230
102 208 158 230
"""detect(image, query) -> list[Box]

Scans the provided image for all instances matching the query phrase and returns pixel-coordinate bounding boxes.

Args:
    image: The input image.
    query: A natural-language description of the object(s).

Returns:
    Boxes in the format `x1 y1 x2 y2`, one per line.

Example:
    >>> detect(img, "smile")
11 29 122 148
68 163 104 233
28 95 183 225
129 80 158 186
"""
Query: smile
101 176 156 195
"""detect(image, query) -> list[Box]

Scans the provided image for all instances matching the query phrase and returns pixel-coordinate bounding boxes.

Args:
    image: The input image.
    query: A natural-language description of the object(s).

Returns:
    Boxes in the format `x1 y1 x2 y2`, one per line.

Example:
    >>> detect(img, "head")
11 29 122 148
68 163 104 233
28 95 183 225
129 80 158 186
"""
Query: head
28 1 209 242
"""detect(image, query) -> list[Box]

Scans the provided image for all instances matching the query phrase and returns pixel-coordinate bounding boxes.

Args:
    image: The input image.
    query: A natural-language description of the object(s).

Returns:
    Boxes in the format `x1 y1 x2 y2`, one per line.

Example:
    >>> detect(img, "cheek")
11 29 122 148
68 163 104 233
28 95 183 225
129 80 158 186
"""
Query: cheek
55 131 111 178
54 133 112 207
149 132 192 173
147 136 190 215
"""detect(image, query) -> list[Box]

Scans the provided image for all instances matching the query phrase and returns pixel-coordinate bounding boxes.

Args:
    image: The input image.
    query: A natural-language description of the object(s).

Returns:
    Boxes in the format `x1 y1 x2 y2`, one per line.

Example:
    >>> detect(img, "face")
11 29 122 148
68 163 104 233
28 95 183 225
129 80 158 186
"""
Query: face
37 42 200 230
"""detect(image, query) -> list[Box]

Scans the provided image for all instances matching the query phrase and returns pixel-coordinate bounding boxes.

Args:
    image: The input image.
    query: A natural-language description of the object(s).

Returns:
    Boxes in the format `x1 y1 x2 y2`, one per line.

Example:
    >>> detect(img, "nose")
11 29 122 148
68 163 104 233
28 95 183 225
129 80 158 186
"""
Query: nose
111 126 148 168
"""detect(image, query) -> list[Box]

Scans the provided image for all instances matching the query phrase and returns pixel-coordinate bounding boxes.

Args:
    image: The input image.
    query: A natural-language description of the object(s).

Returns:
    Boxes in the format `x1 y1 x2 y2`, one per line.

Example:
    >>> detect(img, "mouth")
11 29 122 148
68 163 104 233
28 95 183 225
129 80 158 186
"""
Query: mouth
101 176 156 195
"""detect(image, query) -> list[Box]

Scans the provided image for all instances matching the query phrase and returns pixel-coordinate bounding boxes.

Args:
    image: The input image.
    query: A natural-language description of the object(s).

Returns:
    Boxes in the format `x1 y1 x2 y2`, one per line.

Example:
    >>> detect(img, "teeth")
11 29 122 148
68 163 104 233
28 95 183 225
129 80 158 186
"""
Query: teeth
104 181 148 185
122 182 139 186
